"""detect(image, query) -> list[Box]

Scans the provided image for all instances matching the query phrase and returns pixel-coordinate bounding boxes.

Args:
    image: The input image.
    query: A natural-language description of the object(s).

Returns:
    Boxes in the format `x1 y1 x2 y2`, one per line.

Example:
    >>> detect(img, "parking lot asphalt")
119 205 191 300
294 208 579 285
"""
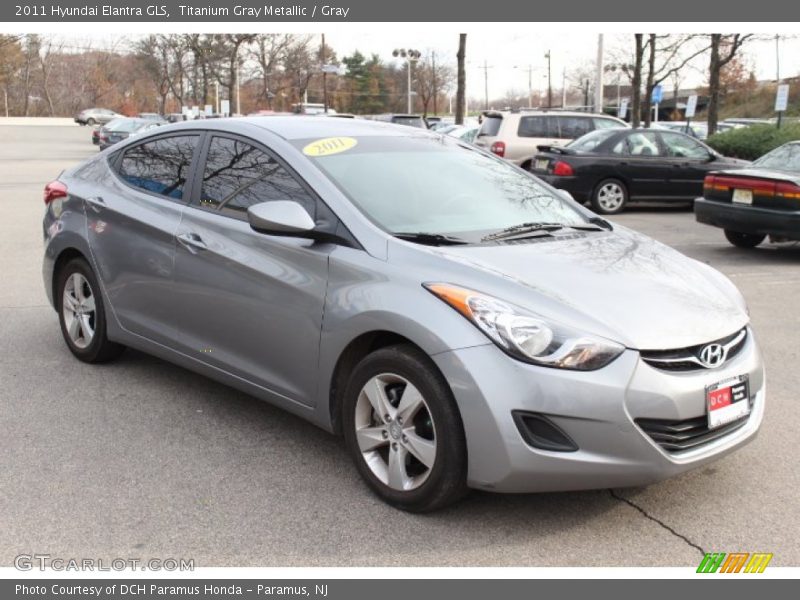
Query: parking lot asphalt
1 124 798 567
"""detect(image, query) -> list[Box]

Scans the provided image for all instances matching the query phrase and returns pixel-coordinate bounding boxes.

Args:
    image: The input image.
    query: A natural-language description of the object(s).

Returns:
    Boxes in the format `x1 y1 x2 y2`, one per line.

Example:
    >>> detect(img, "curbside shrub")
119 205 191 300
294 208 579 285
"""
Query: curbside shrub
706 123 800 161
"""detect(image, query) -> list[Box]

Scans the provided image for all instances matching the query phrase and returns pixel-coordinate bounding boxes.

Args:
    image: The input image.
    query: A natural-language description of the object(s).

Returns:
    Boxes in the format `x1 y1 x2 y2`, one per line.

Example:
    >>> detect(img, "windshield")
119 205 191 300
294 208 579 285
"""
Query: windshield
297 135 587 237
567 129 619 152
107 119 144 133
753 143 800 172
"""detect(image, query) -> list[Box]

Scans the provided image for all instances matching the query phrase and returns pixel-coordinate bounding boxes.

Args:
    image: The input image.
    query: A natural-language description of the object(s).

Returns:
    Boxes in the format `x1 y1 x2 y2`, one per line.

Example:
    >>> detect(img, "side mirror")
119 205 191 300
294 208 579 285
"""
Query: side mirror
247 201 316 236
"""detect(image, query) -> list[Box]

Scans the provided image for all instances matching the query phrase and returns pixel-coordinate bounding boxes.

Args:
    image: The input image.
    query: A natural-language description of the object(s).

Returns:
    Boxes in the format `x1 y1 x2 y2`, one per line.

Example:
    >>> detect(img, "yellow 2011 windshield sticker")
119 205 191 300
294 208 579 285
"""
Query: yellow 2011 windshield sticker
302 137 358 157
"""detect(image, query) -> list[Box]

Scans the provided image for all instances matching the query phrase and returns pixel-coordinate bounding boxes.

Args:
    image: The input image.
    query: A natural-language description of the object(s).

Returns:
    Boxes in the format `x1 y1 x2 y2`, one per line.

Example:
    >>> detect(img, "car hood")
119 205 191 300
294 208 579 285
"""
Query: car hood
424 227 748 350
712 166 800 185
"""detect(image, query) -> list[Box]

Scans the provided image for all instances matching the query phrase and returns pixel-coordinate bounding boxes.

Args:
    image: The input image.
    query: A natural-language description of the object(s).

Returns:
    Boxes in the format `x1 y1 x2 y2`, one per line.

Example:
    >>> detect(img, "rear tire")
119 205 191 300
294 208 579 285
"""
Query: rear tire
342 344 468 512
56 257 124 363
86 118 96 126
724 230 765 248
591 179 628 215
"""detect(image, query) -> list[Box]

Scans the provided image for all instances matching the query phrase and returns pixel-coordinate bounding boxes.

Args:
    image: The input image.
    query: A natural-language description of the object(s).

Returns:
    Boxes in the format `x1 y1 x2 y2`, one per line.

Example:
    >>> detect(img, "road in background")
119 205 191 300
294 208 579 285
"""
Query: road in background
1 125 797 567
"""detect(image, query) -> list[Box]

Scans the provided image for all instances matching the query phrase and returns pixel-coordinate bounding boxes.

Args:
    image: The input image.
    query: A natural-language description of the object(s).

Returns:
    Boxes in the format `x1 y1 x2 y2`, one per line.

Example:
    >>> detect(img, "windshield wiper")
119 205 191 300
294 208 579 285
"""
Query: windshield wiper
482 221 605 242
393 232 469 246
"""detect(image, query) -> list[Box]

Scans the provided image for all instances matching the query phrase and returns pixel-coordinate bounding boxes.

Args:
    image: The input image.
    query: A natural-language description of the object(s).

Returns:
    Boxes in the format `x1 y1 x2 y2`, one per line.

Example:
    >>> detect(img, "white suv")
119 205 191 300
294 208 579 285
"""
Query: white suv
474 109 628 168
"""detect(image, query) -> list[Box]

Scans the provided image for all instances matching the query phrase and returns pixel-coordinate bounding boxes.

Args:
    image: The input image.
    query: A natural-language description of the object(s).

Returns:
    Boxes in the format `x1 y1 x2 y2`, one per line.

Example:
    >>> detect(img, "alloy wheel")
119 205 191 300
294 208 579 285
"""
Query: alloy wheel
353 373 437 492
597 182 625 212
62 272 96 349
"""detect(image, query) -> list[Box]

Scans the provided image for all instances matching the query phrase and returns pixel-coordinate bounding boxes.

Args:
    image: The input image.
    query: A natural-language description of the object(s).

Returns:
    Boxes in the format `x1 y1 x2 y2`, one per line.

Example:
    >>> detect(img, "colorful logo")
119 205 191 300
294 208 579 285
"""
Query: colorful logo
697 552 773 573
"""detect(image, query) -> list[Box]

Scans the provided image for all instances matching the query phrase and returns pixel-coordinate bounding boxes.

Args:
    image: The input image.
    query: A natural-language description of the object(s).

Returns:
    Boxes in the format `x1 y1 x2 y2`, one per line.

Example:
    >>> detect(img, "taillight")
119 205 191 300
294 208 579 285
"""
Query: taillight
552 161 574 177
490 141 506 157
703 174 715 190
44 181 68 205
776 181 800 199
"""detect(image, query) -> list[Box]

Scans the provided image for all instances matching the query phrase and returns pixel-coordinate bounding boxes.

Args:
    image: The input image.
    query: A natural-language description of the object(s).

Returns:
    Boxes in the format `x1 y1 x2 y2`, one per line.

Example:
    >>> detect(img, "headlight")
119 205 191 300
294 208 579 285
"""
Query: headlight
425 283 625 371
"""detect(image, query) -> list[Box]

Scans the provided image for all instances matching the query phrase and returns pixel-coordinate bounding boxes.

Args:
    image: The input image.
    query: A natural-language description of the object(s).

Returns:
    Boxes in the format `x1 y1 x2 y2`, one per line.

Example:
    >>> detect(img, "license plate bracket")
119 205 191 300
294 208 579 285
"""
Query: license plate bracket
706 374 750 429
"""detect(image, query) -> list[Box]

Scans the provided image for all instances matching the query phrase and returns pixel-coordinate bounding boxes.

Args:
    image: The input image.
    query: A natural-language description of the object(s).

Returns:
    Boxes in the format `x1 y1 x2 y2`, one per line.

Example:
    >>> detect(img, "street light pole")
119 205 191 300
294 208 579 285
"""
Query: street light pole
393 48 420 114
544 50 552 108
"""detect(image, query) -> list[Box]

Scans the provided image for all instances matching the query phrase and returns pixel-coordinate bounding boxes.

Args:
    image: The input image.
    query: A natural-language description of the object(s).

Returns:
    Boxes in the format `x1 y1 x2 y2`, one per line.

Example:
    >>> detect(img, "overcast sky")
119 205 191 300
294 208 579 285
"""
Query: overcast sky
323 31 800 101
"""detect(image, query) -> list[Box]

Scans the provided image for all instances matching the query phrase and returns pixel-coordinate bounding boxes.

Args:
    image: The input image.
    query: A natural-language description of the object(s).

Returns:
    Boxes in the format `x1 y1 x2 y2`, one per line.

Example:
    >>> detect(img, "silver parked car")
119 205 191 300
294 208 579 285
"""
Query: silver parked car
42 117 765 512
74 108 123 126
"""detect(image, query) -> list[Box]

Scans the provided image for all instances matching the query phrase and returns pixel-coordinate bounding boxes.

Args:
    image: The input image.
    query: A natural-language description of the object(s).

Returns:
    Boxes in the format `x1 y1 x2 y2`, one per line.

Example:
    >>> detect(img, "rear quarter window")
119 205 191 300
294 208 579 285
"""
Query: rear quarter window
479 116 503 137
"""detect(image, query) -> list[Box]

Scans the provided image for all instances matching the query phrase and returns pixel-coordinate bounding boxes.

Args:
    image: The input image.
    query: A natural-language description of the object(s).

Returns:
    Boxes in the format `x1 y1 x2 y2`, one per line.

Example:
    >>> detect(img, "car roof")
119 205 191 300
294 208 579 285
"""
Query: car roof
482 109 621 119
160 115 431 140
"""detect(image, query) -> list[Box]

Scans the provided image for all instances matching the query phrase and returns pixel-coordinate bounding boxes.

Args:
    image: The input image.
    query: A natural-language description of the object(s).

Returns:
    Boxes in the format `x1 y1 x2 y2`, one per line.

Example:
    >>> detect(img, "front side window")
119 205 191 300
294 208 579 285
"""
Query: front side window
200 136 315 220
659 132 711 160
118 135 198 199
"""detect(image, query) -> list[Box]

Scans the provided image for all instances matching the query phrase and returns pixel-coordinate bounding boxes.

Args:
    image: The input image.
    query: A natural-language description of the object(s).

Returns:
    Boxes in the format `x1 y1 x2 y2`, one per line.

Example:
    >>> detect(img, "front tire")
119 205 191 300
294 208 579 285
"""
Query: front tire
57 258 124 363
342 344 468 512
724 230 765 248
591 178 628 215
86 118 96 126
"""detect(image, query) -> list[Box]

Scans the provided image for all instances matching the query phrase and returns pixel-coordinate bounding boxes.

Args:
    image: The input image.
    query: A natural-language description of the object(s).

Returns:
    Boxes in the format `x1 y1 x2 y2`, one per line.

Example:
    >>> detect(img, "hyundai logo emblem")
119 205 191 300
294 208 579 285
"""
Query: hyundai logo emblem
699 343 726 368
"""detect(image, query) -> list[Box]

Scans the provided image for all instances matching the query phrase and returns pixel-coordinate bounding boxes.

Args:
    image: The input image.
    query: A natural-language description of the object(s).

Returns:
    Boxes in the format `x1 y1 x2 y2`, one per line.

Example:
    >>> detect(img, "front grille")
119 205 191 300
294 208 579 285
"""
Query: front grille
640 328 747 372
636 399 753 453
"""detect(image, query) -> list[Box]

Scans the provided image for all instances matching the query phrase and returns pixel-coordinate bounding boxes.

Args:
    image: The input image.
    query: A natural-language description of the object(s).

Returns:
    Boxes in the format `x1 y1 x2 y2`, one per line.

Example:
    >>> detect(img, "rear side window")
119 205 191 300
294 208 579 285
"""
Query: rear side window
479 116 503 137
118 135 199 199
199 136 315 220
518 116 550 138
557 116 592 139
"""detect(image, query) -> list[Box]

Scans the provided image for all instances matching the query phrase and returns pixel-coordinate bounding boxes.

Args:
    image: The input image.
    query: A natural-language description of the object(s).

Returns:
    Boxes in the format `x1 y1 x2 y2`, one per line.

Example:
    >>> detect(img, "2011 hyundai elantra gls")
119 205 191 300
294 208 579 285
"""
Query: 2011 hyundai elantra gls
42 117 765 512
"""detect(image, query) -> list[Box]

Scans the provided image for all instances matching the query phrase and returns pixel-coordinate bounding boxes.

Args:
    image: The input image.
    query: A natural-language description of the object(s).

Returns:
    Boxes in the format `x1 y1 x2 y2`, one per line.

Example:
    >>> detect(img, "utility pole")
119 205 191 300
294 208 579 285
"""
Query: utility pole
321 33 328 113
478 60 492 110
544 50 552 108
594 34 604 113
561 68 566 108
235 54 241 115
432 51 438 115
776 34 781 82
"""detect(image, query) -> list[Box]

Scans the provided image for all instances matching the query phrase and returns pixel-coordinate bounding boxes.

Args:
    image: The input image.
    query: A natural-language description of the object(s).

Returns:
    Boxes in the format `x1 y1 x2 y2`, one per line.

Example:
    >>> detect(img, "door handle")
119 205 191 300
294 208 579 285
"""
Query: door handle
177 232 208 253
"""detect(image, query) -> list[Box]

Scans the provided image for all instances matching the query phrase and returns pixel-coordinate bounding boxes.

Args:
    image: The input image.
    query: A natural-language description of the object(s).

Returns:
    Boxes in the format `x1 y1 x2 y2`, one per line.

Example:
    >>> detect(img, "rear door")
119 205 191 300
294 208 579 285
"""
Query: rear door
86 133 200 346
612 131 671 199
170 134 333 406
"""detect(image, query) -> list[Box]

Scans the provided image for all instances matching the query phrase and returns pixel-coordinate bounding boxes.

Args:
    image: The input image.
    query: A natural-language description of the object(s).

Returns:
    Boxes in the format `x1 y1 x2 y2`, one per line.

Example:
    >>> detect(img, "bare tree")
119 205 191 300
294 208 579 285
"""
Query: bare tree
250 34 296 109
707 34 753 135
415 51 454 117
640 34 710 127
38 36 63 116
455 34 466 124
630 34 645 127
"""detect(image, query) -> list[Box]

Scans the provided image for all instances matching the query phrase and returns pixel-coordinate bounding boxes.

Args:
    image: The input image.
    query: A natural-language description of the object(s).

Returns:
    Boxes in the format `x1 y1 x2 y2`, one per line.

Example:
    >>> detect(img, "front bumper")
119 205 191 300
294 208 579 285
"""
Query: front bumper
432 329 764 493
695 197 800 240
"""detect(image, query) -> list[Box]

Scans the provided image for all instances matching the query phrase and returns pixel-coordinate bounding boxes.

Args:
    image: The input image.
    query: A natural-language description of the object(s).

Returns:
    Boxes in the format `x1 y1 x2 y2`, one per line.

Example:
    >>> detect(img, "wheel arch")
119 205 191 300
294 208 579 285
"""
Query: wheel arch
327 330 443 436
51 247 91 309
